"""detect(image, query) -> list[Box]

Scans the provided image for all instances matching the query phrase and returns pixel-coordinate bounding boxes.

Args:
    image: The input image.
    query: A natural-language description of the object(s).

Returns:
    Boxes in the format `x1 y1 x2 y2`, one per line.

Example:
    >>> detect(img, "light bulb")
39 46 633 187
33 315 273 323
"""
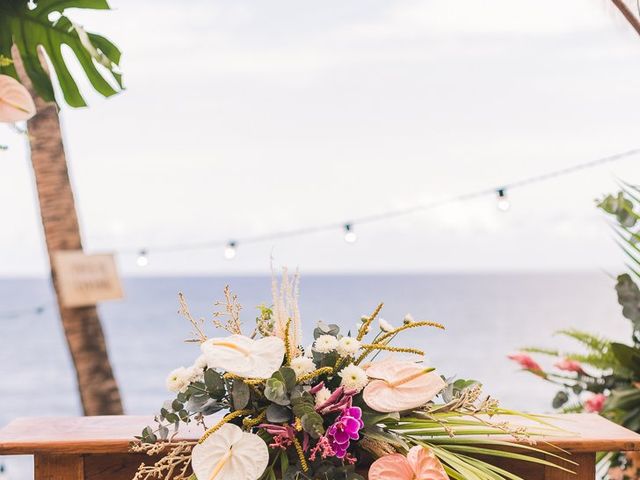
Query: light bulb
344 224 357 243
224 241 237 260
136 250 149 267
496 188 510 212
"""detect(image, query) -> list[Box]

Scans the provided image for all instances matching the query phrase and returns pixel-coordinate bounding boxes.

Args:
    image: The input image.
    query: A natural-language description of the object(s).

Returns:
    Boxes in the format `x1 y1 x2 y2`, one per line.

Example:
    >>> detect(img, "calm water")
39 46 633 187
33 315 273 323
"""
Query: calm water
0 274 632 478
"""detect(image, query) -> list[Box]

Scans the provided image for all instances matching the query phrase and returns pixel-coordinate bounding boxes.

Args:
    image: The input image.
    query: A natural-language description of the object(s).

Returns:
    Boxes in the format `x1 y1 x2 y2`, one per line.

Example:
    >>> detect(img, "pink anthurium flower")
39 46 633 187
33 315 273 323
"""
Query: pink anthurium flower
363 359 446 413
369 446 449 480
0 74 36 123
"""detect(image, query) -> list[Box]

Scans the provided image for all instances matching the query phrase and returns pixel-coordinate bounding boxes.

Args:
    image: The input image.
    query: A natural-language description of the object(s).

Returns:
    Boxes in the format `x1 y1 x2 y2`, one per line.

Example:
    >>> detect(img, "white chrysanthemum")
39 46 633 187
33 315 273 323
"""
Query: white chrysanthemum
314 387 332 408
378 318 394 332
291 356 316 378
194 354 208 370
336 336 361 357
166 367 191 393
403 313 414 324
186 365 204 383
339 364 369 393
314 335 338 353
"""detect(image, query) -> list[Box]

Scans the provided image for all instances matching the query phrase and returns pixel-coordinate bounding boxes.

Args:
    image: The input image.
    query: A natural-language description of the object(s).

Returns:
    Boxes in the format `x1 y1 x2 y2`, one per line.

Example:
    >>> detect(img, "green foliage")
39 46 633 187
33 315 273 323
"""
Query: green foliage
515 186 640 475
291 391 324 438
0 0 122 107
204 369 225 399
599 185 640 279
231 379 250 410
616 274 640 344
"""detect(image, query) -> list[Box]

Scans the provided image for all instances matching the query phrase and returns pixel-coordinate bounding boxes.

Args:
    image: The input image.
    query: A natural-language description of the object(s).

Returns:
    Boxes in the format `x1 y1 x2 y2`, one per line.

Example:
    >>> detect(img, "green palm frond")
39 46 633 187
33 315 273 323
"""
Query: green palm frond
556 329 612 353
0 0 122 107
520 347 560 356
379 412 575 480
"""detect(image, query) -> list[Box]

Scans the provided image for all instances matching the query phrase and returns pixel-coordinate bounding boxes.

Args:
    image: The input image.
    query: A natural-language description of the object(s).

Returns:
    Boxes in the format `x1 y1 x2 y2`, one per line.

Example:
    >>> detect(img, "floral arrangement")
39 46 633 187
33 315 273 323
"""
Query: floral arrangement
508 186 640 479
133 271 570 480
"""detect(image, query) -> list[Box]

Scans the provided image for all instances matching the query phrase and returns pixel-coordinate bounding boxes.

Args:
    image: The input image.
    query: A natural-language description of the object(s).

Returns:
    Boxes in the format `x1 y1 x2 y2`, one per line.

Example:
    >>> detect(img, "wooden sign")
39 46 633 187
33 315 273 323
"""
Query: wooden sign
52 251 124 307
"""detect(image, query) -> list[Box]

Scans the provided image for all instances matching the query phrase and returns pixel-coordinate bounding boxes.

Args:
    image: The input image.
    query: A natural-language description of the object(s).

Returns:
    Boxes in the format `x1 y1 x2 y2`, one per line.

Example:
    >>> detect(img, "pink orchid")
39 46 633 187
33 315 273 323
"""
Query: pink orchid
554 358 584 374
584 393 606 413
508 353 543 372
369 446 449 480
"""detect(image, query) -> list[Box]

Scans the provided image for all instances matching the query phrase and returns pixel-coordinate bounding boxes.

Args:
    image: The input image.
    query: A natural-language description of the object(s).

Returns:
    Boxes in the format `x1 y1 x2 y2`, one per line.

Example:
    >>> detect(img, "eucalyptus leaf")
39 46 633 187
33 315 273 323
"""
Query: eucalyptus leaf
300 411 325 438
279 367 297 392
231 379 251 410
266 404 291 423
265 378 289 406
204 369 226 399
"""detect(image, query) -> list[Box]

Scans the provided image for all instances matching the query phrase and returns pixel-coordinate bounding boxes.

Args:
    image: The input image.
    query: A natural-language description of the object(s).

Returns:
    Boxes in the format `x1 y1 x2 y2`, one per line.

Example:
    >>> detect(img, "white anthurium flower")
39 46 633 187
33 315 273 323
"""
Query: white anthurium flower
0 74 36 123
191 423 269 480
201 334 285 379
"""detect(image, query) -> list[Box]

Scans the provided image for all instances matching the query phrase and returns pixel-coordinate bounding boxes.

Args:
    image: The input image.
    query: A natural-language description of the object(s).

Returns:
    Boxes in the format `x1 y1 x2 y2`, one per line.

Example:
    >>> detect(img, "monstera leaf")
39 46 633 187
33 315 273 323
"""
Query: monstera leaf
0 0 122 107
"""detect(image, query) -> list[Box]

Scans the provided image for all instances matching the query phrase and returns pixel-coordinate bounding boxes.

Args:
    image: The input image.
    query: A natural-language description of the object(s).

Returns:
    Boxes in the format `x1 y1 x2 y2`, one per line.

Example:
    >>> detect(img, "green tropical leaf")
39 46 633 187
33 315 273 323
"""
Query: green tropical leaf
0 0 122 107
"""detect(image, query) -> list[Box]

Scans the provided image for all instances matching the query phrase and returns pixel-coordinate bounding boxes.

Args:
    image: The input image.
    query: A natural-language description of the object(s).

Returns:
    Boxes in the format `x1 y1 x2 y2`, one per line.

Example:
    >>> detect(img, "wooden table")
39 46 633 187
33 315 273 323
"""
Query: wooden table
0 414 639 479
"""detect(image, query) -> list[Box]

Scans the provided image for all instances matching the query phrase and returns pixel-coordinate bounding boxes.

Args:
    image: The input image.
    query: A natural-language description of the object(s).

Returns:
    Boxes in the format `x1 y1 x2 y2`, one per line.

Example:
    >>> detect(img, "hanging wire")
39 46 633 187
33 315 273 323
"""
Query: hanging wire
115 147 640 256
0 303 48 320
3 148 638 314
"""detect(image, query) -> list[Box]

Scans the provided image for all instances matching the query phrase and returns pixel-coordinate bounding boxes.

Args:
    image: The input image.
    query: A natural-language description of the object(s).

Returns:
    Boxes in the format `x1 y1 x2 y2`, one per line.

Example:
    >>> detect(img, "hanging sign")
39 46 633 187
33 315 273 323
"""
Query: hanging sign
53 251 124 307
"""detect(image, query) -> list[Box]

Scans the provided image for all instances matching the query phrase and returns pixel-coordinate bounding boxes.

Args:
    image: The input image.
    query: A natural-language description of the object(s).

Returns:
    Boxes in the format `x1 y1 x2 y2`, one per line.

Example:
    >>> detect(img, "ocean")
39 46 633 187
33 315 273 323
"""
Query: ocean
0 273 632 478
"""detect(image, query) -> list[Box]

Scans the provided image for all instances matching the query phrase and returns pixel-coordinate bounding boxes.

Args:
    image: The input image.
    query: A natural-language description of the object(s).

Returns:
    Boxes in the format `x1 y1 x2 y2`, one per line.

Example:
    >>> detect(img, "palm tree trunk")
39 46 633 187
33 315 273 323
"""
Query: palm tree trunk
13 48 123 415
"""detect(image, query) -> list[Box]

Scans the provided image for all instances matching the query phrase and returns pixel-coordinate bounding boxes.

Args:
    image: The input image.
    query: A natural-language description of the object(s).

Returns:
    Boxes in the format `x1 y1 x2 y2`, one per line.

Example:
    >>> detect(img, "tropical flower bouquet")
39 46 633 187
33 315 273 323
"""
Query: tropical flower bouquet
132 273 571 480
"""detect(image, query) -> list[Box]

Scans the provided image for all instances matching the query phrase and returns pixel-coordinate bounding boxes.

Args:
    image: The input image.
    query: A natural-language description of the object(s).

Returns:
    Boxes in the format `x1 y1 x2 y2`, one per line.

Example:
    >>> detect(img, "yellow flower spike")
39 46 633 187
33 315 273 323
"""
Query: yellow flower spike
284 318 293 365
198 409 252 444
357 303 384 341
355 345 424 365
243 409 267 428
296 367 334 384
293 437 309 472
377 321 445 343
223 373 265 386
355 321 445 365
294 417 303 432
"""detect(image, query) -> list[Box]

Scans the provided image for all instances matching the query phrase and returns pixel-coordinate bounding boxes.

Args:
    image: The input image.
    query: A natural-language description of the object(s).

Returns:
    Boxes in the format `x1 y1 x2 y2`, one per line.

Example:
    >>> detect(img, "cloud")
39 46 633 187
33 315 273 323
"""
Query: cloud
347 0 615 39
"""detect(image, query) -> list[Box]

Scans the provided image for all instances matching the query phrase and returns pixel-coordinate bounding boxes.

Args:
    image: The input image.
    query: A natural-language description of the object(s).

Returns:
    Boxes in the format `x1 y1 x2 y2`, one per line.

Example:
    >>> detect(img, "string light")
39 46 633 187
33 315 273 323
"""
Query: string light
116 148 639 264
496 188 510 212
0 303 48 320
224 241 237 260
343 224 357 243
136 249 149 267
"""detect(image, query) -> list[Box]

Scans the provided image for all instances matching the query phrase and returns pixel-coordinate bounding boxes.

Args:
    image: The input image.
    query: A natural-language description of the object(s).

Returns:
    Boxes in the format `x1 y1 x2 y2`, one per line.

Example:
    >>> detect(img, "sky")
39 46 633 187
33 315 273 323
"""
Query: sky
1 0 640 276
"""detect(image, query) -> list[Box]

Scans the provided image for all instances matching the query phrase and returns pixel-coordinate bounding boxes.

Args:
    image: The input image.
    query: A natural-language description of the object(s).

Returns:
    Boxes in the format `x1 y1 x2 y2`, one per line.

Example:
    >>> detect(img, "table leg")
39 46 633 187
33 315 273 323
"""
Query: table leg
545 452 595 480
34 454 84 480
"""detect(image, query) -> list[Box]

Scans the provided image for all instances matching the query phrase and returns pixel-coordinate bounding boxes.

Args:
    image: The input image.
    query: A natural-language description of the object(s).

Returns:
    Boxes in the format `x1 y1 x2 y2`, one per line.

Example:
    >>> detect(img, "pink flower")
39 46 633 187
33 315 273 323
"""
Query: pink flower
584 393 606 413
508 353 542 372
369 446 448 480
554 358 584 374
326 407 364 459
